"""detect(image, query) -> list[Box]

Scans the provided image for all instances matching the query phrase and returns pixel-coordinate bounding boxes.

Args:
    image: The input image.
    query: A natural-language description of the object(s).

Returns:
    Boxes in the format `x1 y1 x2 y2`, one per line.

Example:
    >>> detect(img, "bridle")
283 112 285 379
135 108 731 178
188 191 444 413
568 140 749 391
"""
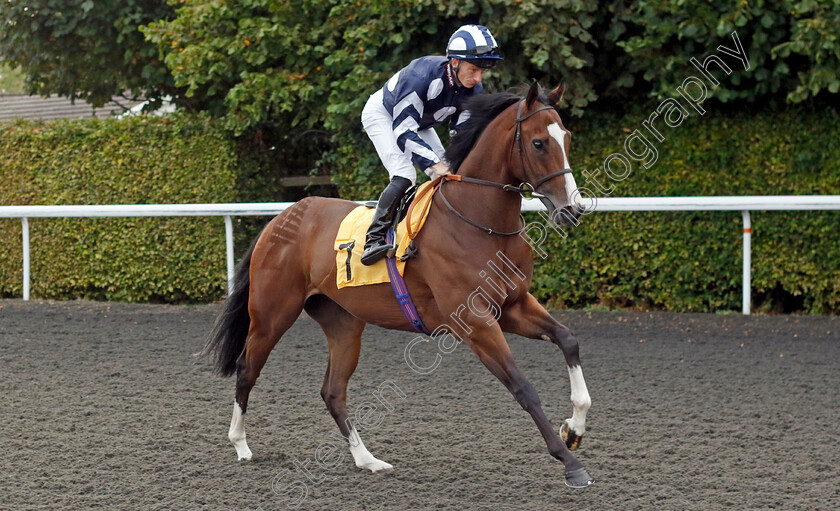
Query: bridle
438 99 572 235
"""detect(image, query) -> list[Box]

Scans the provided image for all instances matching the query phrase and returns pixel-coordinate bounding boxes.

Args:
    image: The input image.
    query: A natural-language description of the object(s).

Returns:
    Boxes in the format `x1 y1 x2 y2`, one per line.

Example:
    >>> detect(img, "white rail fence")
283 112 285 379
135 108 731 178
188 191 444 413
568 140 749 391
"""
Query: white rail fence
2 196 839 315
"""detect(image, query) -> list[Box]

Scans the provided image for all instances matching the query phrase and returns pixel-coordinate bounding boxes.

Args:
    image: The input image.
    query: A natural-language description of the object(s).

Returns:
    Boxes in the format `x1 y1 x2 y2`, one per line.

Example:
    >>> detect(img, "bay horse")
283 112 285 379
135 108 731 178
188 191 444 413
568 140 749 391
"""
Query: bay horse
204 81 595 488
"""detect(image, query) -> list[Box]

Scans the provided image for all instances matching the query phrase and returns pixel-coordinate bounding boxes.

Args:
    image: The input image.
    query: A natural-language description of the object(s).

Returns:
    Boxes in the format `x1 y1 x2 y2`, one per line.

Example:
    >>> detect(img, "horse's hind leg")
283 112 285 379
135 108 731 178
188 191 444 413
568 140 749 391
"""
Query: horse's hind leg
230 274 306 461
304 294 393 474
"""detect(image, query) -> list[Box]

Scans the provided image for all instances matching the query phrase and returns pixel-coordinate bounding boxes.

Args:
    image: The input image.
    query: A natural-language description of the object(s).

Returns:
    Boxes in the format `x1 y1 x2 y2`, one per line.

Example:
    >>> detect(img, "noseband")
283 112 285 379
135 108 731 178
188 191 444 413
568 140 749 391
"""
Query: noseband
438 99 571 235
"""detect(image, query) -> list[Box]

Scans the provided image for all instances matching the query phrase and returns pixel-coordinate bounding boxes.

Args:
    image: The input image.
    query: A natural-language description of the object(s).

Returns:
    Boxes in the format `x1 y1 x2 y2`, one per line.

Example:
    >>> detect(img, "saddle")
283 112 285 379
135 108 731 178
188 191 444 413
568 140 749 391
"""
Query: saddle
333 178 439 289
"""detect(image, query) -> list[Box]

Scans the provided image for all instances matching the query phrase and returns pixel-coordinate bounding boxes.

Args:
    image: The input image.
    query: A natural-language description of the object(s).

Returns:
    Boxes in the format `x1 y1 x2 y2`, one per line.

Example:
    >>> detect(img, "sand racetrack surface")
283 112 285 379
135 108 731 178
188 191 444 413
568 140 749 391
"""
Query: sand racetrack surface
1 300 838 510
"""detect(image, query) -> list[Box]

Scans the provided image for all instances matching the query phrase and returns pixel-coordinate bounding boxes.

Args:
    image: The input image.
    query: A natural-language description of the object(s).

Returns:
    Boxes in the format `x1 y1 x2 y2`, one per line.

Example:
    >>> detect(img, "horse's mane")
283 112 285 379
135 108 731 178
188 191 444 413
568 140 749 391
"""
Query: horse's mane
445 92 521 172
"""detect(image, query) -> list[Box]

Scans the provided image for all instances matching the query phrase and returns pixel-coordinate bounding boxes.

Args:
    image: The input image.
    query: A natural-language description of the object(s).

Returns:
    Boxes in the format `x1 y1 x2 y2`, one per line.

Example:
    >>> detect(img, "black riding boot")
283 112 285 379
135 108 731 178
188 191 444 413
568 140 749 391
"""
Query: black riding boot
360 176 412 266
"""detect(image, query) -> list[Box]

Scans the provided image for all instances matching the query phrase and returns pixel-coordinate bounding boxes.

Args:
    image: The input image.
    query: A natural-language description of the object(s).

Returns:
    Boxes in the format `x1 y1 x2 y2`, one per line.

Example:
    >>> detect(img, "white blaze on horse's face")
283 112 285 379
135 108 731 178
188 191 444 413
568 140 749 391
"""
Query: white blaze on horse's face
547 123 584 210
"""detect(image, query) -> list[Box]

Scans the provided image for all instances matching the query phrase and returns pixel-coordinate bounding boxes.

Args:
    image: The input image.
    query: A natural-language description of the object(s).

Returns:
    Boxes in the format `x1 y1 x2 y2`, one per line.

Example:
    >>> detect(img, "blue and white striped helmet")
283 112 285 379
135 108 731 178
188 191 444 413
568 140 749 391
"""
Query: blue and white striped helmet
446 25 503 68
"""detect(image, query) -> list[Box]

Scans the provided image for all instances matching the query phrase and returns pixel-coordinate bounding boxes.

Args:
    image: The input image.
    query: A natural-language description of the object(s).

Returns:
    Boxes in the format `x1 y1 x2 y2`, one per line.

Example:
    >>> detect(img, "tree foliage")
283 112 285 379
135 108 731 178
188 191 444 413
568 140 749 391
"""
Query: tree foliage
0 0 178 106
772 0 840 102
617 0 840 105
138 0 840 197
141 0 608 131
0 63 25 93
143 0 840 127
3 1 838 117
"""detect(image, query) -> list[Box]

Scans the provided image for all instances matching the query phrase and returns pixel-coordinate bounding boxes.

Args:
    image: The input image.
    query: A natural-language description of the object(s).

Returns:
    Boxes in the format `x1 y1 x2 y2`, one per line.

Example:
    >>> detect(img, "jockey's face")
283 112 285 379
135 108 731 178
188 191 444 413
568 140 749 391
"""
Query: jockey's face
452 59 487 89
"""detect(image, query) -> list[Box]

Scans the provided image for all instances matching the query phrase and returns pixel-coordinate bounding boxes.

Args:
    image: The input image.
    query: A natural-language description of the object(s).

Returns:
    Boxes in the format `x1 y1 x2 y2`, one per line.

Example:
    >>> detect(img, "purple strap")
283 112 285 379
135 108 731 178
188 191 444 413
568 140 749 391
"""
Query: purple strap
385 229 431 335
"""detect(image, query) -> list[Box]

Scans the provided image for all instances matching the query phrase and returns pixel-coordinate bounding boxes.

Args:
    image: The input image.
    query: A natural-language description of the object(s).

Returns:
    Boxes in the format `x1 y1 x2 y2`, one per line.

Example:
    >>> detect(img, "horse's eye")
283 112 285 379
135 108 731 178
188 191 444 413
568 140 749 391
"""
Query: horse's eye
532 139 545 150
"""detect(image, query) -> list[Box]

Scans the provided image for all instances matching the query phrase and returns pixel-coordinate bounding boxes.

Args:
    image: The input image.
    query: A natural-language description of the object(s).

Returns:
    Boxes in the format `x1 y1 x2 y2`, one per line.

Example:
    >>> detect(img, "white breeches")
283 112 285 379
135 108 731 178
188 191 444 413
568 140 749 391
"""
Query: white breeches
361 89 446 185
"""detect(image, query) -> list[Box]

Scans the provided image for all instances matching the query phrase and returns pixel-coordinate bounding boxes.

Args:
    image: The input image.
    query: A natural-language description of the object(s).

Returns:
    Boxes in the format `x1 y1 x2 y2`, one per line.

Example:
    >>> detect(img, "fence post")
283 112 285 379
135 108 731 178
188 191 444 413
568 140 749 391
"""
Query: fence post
742 210 751 315
224 215 234 295
22 217 30 301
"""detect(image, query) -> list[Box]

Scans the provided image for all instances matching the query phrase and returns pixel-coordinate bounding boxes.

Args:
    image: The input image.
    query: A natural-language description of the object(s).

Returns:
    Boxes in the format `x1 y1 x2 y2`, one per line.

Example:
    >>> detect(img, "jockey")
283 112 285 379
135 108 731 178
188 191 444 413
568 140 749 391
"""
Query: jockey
359 24 503 265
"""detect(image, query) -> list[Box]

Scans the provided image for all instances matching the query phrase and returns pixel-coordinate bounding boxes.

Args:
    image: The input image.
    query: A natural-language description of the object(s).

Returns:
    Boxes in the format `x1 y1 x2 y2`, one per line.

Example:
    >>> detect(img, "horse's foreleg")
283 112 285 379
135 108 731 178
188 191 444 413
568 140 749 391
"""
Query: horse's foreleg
547 325 591 451
306 295 392 474
500 293 591 450
469 330 594 488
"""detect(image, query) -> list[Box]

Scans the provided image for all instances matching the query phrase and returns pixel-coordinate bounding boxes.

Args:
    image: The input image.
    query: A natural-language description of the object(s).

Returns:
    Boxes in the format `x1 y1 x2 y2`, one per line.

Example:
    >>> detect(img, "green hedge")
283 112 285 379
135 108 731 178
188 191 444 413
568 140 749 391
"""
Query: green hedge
532 106 840 314
0 114 243 302
1 108 837 313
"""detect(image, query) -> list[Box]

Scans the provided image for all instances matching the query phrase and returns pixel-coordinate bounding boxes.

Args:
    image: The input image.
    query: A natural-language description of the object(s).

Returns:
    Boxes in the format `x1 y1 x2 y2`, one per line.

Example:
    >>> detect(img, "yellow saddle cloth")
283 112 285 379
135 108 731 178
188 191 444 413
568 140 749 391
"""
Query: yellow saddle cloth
334 179 438 289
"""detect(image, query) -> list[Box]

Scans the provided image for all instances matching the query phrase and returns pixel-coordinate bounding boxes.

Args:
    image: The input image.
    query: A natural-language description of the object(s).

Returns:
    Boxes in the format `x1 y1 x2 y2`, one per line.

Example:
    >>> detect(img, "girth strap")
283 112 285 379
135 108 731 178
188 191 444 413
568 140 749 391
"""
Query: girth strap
384 228 431 335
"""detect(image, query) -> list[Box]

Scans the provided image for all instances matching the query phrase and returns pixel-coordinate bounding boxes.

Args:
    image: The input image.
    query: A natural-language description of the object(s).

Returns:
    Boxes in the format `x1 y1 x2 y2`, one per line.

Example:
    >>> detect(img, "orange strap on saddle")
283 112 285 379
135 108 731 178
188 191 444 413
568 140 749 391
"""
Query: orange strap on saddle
405 175 461 240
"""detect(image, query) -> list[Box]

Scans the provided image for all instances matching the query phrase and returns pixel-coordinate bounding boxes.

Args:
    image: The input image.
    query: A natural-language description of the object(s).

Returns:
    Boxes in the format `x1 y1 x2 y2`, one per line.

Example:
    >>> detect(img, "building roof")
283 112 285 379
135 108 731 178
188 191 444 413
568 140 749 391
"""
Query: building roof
0 94 143 121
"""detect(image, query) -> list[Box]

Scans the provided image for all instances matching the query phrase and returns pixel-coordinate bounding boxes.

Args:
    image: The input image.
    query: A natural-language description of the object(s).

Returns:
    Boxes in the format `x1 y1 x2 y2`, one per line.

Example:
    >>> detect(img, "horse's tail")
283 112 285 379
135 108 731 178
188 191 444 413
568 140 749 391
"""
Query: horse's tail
203 232 260 377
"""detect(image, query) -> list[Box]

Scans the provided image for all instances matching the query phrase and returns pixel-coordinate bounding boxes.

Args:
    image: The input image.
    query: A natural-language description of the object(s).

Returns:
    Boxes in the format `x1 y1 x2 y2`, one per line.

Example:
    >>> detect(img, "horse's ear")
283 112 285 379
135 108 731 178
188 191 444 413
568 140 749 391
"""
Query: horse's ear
547 84 566 106
525 81 541 108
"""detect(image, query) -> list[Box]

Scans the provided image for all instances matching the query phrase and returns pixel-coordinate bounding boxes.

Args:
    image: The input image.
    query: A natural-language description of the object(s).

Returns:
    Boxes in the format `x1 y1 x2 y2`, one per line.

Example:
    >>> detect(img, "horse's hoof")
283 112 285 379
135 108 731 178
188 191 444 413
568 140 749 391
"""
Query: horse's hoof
373 466 394 475
560 422 583 450
564 467 595 488
358 460 393 474
232 441 253 461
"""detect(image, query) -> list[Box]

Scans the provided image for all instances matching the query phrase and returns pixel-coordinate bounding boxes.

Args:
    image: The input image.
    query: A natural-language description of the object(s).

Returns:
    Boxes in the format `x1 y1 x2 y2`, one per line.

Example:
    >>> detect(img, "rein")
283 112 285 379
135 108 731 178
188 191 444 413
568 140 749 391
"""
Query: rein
437 99 571 236
439 177 527 236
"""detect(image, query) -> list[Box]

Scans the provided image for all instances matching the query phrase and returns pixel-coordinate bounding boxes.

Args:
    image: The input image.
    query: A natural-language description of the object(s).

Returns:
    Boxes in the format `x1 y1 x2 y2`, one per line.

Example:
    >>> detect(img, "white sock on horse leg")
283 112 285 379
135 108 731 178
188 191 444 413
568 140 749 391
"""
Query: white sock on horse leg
566 365 591 436
347 427 393 473
229 401 253 460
